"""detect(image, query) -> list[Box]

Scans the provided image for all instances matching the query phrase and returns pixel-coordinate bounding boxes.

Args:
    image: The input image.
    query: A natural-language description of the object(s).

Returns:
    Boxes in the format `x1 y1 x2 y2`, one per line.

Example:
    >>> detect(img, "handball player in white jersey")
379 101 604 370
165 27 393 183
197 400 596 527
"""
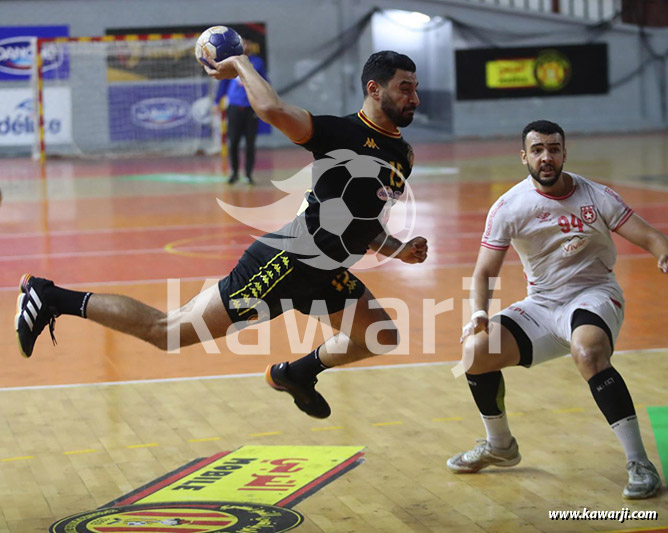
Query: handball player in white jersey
447 120 668 499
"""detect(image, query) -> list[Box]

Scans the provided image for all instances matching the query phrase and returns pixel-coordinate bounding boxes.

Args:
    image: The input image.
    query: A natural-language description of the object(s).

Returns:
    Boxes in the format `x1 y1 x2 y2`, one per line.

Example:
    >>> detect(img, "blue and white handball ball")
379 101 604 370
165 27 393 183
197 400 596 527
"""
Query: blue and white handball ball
195 26 243 68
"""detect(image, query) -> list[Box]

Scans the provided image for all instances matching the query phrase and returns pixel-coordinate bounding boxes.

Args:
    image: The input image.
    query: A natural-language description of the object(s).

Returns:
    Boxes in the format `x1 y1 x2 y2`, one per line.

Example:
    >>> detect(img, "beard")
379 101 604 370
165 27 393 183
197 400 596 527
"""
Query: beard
381 93 416 128
527 161 563 187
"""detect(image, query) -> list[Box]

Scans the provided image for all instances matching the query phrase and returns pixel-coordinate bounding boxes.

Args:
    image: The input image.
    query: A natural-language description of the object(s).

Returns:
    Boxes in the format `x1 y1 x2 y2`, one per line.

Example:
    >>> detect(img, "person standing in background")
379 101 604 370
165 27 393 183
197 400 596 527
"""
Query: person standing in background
215 35 267 185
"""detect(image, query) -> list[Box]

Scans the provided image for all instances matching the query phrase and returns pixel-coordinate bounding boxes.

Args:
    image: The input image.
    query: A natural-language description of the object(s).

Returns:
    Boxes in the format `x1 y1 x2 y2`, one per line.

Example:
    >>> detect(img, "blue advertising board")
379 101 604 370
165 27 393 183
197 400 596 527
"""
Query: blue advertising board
108 82 213 141
0 25 70 81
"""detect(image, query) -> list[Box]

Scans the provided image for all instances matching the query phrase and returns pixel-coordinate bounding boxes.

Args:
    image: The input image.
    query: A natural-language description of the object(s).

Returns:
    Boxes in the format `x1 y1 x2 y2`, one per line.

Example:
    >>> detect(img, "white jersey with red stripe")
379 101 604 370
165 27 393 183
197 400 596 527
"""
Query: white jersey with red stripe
481 172 633 301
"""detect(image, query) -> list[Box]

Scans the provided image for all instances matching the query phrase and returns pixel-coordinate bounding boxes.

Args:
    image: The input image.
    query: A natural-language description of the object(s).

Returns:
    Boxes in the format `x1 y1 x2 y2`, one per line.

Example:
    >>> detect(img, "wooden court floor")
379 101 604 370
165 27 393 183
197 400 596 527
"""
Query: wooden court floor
0 132 667 531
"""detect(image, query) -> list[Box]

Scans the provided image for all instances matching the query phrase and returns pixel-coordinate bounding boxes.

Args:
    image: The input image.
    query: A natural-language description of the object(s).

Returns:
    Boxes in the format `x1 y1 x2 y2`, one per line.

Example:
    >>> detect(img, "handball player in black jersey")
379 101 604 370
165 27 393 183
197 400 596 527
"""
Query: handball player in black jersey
15 50 428 419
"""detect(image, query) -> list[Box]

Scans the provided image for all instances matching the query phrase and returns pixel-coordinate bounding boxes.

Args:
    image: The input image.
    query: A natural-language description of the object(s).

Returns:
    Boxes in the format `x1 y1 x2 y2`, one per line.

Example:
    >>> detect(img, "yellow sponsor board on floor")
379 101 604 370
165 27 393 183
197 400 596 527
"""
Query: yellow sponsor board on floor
137 445 365 506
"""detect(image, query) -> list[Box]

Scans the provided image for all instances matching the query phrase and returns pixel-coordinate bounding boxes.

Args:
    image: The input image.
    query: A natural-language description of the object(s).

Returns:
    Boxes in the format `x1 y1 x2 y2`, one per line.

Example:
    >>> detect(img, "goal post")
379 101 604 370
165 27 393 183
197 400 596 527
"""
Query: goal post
30 33 223 160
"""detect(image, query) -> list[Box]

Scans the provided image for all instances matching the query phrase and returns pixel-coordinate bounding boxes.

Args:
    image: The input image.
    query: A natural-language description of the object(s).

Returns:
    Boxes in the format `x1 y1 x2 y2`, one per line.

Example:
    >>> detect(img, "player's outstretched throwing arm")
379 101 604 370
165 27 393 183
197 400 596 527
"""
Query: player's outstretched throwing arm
203 49 311 144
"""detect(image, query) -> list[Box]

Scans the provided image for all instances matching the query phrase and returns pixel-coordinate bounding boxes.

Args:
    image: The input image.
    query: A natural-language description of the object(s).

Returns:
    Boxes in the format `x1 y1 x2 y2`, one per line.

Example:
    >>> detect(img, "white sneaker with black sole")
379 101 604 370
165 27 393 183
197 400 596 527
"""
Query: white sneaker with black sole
15 274 58 358
624 460 661 499
447 438 521 473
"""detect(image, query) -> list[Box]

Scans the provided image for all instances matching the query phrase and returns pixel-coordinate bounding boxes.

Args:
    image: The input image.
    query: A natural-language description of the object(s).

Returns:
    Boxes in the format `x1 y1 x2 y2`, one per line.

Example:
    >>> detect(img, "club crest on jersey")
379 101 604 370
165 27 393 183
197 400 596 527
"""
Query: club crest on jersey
580 205 597 224
536 211 551 222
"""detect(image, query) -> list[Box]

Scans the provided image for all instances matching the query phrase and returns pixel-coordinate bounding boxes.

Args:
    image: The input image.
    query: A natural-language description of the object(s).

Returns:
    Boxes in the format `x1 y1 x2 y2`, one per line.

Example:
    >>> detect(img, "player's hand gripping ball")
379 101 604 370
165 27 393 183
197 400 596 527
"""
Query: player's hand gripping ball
195 26 243 69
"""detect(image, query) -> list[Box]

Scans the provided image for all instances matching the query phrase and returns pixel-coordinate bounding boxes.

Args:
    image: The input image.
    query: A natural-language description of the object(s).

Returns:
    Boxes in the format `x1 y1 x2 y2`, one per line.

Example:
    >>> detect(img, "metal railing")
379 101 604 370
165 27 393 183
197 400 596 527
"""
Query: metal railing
469 0 621 21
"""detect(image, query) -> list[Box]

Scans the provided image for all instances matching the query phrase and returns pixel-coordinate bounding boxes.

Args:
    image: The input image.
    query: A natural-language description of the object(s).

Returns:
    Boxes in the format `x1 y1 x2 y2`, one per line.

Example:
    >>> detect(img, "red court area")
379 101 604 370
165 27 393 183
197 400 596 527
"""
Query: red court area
1 136 667 387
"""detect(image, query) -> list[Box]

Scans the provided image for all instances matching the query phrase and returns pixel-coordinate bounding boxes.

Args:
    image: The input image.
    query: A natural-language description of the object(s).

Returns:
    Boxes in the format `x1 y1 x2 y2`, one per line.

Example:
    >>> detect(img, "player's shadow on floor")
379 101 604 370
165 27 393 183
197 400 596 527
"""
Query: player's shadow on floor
447 466 550 476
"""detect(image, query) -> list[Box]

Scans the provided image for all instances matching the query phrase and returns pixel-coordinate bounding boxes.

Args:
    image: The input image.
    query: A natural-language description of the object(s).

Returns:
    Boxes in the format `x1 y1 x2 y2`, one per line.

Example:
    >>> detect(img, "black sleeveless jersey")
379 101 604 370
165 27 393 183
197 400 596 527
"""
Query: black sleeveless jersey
295 111 415 262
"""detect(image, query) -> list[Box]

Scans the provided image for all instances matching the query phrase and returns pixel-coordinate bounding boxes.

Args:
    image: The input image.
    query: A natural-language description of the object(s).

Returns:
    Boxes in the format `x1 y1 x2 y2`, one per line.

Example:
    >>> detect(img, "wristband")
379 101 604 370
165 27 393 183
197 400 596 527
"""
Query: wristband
470 310 488 321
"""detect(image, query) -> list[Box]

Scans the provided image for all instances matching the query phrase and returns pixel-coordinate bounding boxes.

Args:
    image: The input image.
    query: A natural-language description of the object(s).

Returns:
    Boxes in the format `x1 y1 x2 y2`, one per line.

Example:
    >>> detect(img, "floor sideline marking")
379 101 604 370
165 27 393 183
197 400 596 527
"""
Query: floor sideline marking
1 350 665 392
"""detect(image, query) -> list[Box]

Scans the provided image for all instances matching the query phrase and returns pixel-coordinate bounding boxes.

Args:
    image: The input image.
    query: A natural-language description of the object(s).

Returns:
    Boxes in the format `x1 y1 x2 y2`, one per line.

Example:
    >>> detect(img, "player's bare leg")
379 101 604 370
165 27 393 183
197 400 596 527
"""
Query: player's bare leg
461 322 521 374
16 275 234 357
571 322 661 499
86 284 235 350
318 287 398 365
265 288 398 419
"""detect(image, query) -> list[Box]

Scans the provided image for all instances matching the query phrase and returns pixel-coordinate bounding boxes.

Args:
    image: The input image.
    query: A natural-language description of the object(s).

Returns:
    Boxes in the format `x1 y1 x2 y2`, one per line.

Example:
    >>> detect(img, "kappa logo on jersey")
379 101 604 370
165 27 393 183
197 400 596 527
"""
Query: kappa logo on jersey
562 234 589 257
580 205 597 224
363 137 379 149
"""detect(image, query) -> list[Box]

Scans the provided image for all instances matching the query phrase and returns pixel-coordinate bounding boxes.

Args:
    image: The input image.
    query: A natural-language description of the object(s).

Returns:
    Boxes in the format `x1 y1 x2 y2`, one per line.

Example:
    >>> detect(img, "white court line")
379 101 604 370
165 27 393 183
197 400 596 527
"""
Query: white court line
1 350 665 392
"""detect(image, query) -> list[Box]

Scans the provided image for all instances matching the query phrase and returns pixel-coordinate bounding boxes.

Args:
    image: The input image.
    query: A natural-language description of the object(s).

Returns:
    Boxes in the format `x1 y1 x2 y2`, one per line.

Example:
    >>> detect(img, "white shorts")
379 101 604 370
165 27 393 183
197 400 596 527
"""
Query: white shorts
494 284 625 367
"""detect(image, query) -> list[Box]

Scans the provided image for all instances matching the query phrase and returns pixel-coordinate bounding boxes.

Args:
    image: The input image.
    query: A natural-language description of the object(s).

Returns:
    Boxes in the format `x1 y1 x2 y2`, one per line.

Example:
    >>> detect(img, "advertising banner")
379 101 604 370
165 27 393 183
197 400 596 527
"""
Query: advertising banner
0 87 72 146
456 43 608 100
0 25 69 81
105 23 267 80
105 23 270 135
108 82 212 141
49 445 364 532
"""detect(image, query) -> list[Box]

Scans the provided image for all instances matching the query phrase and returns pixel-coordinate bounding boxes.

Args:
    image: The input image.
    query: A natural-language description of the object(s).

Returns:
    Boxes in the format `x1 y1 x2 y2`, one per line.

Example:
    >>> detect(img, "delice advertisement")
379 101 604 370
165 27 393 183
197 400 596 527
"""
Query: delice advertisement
104 23 267 81
0 87 72 146
104 23 268 140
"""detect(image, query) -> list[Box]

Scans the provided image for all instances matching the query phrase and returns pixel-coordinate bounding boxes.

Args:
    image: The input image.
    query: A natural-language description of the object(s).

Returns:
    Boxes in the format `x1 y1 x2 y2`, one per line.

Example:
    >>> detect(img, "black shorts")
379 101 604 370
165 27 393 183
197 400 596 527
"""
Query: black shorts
218 239 366 323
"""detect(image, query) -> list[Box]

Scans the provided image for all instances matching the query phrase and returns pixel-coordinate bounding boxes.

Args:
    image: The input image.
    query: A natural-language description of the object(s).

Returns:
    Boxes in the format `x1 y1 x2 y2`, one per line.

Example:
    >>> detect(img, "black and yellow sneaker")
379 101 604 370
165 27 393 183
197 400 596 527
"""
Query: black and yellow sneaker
265 362 331 419
15 274 58 358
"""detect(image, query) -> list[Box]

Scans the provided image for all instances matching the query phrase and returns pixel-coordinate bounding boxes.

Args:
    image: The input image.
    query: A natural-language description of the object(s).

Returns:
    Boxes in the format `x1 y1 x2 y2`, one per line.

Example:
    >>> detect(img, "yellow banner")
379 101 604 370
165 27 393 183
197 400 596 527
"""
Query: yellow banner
486 58 537 89
137 445 365 505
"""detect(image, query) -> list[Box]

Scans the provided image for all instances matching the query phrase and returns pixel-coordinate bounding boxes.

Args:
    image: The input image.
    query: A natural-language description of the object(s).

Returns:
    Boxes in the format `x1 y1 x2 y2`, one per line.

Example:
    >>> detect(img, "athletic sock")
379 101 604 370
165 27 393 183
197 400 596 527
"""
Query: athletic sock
45 285 92 318
481 413 513 449
612 415 648 463
466 371 513 449
588 367 648 463
288 346 328 383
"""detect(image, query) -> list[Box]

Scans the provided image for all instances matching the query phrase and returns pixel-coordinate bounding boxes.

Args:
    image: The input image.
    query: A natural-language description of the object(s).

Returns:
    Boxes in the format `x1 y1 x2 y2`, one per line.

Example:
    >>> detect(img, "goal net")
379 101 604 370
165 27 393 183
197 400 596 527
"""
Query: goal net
30 34 220 160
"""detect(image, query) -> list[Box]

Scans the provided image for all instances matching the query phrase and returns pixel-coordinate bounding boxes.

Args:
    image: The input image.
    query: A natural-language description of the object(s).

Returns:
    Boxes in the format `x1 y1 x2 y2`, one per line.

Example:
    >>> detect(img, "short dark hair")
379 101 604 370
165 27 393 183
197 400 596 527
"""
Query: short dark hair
522 120 565 148
361 51 416 96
